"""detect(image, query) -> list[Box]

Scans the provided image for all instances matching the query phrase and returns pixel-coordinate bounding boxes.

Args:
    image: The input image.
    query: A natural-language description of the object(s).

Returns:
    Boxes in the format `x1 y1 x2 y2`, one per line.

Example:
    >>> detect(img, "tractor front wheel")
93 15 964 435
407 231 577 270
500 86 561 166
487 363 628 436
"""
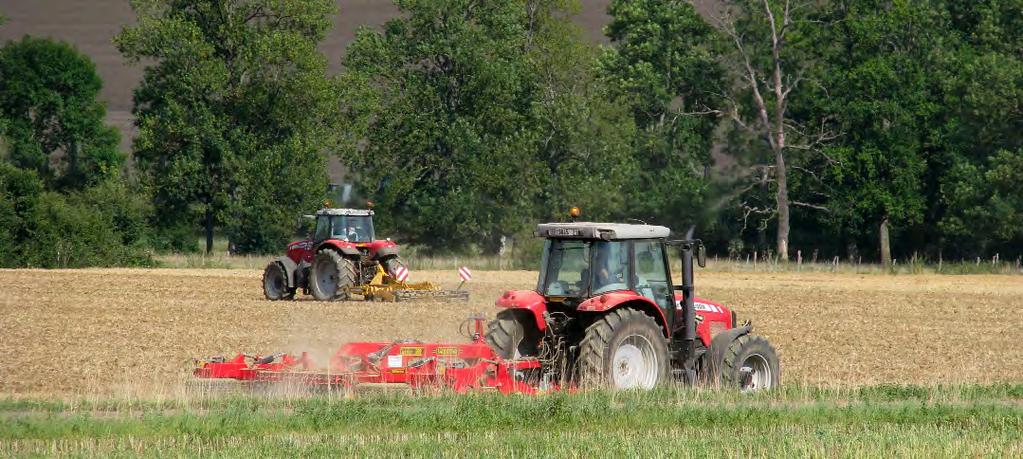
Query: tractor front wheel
309 249 356 300
381 256 407 282
262 262 295 301
486 310 540 359
720 334 780 391
577 308 668 389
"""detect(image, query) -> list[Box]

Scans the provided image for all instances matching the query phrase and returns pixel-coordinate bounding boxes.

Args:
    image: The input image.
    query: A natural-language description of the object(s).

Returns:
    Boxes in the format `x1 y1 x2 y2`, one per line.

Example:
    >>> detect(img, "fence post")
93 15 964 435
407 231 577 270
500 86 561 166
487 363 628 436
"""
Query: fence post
796 250 802 271
753 251 758 271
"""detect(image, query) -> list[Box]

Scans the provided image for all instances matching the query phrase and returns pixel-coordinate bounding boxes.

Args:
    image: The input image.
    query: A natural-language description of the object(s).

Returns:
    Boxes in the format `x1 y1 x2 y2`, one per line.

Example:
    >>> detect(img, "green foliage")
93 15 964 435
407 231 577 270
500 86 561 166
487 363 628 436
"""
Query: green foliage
0 162 154 267
342 0 633 253
600 0 723 229
0 36 123 190
941 148 1023 252
0 162 43 262
799 0 940 252
116 0 337 254
525 1 638 224
341 0 541 252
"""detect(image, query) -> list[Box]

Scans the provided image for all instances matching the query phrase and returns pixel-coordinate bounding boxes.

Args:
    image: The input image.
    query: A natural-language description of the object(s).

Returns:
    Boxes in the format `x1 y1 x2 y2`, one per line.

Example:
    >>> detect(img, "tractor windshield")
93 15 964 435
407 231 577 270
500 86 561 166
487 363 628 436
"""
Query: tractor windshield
540 239 629 297
328 215 375 242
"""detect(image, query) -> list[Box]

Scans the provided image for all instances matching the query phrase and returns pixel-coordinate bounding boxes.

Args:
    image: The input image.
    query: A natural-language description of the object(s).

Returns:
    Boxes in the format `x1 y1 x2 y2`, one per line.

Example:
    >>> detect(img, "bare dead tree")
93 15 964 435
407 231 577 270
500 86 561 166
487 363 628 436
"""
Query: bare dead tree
711 0 836 261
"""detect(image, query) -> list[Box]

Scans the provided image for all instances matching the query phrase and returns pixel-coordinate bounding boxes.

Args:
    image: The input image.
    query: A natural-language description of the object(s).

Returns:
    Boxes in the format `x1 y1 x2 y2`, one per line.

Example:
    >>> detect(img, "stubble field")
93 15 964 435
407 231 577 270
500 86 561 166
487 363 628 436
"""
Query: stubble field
1 267 1021 397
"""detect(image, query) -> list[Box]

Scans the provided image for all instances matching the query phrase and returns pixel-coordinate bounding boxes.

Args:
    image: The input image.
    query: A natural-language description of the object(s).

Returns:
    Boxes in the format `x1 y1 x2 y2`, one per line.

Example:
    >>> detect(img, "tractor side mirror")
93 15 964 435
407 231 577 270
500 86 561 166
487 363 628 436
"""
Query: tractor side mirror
697 245 706 268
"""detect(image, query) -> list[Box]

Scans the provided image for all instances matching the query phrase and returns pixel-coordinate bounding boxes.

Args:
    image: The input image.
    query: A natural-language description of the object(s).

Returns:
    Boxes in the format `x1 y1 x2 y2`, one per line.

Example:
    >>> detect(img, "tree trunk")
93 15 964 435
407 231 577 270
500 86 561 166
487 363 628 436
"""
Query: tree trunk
879 216 891 267
205 206 215 254
775 147 789 261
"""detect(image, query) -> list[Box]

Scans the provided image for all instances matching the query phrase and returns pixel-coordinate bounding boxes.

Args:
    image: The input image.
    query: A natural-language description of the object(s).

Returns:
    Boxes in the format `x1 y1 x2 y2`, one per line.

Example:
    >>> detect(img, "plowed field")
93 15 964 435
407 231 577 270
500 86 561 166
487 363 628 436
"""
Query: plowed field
1 268 1020 396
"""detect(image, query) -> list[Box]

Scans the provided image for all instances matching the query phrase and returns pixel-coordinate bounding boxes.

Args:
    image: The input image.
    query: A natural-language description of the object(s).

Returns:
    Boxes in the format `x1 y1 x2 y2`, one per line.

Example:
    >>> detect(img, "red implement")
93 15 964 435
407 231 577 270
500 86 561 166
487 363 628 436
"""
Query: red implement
193 315 553 394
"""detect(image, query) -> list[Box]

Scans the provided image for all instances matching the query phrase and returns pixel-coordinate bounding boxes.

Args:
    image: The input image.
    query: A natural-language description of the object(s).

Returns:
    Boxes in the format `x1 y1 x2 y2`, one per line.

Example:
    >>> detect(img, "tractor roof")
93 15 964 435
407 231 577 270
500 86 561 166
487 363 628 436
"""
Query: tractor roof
536 222 670 240
316 208 374 217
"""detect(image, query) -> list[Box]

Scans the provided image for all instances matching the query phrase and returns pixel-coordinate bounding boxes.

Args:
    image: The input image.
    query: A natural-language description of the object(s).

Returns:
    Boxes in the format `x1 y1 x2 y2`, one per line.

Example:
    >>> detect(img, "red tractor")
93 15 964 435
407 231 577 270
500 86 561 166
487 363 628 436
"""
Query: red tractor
198 220 777 393
487 222 780 390
262 208 406 301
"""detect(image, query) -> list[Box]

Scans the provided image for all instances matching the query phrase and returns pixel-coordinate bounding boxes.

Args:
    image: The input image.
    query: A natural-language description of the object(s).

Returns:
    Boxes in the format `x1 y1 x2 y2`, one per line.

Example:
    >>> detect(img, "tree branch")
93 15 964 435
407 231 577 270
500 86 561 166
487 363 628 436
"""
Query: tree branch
792 201 831 212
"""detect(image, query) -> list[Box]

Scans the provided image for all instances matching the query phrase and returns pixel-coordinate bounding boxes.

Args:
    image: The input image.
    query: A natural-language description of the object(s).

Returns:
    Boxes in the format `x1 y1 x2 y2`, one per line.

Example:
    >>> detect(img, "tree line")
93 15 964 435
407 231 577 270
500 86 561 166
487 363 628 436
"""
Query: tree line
1 0 1021 268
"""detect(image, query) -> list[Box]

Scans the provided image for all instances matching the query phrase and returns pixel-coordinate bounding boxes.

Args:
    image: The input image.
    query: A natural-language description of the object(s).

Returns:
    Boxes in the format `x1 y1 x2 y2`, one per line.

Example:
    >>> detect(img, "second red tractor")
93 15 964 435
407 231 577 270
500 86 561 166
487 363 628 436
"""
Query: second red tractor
262 208 406 301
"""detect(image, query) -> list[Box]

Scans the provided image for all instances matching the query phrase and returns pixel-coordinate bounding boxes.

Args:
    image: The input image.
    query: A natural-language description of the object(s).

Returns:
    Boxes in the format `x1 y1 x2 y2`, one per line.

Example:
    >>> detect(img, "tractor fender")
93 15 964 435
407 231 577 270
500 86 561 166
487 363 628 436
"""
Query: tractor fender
577 292 670 337
317 241 361 257
495 290 548 332
273 256 299 288
373 246 400 260
706 324 753 382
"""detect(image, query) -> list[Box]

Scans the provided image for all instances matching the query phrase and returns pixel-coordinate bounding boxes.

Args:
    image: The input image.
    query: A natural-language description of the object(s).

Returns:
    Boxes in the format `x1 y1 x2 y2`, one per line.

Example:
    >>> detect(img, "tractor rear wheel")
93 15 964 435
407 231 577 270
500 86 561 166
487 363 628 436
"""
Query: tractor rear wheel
720 334 780 391
262 262 295 301
310 249 356 301
486 310 539 359
577 308 668 389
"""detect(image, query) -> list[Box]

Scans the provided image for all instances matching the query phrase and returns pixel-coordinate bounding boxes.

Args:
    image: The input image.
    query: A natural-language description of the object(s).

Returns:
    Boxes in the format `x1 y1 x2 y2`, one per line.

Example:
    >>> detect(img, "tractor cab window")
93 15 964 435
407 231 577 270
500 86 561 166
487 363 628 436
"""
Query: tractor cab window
591 241 629 295
329 215 375 242
542 240 590 296
541 240 629 297
633 240 671 310
314 216 330 241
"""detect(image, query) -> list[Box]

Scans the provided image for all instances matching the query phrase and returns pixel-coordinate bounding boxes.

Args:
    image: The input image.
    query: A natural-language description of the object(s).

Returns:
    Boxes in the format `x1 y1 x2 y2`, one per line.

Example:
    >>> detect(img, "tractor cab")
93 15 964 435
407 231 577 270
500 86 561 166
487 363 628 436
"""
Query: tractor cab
536 223 675 312
313 208 376 243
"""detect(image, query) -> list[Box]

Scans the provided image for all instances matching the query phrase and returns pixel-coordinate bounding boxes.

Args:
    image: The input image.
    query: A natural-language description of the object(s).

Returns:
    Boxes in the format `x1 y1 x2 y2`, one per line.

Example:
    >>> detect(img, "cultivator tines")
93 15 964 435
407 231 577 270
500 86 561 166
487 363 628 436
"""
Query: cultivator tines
192 315 552 395
393 288 470 302
344 265 469 302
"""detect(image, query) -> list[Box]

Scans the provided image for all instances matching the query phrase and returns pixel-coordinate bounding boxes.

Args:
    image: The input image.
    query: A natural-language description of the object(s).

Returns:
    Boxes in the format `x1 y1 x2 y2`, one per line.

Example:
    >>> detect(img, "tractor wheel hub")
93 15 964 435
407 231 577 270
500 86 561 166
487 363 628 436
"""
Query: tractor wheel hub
611 335 658 389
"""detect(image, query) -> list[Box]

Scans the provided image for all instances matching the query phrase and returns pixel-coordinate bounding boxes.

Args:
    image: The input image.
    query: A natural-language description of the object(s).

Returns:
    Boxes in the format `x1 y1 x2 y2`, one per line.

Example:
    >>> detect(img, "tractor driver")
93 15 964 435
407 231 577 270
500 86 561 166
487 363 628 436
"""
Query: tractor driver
346 225 360 241
592 242 626 294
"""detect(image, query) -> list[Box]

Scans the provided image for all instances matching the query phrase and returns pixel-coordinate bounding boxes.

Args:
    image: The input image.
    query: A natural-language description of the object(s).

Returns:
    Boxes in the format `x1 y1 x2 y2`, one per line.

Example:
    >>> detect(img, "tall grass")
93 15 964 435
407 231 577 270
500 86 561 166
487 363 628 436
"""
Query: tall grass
2 384 1021 457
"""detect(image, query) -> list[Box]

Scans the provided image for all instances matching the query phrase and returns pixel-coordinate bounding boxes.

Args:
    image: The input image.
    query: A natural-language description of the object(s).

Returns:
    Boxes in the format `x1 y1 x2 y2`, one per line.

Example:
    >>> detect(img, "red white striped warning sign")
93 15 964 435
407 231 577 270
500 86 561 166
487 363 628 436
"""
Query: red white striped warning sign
394 265 409 283
458 266 472 282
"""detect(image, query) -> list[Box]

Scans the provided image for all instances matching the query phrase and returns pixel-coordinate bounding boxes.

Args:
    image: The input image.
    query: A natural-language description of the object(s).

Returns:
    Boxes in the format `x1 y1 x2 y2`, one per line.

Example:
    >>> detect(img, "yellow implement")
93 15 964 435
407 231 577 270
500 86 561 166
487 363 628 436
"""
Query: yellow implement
344 265 470 302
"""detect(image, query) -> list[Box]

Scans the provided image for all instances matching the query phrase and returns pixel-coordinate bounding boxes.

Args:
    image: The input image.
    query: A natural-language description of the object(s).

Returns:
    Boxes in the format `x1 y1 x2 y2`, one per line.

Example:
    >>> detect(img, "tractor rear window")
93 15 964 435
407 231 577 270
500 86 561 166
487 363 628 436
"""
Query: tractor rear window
329 216 375 242
542 240 590 296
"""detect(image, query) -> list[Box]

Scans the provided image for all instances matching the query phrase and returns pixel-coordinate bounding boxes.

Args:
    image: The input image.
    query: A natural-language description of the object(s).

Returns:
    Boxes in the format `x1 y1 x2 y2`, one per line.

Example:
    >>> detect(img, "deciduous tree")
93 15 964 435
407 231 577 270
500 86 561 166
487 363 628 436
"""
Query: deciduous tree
340 0 546 252
600 0 723 230
0 37 122 190
117 0 337 253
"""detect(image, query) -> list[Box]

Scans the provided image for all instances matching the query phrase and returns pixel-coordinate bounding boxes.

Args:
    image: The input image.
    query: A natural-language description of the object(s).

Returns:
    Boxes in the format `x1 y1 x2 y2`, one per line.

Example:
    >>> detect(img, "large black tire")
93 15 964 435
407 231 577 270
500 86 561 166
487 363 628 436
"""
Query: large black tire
262 262 295 301
577 308 668 390
485 310 540 359
720 334 780 391
309 249 356 301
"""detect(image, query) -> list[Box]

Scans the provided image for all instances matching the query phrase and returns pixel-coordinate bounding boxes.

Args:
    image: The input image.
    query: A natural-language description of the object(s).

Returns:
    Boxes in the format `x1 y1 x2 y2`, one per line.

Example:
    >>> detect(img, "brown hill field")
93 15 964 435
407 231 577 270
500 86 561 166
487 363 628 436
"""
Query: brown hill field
1 268 1020 397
